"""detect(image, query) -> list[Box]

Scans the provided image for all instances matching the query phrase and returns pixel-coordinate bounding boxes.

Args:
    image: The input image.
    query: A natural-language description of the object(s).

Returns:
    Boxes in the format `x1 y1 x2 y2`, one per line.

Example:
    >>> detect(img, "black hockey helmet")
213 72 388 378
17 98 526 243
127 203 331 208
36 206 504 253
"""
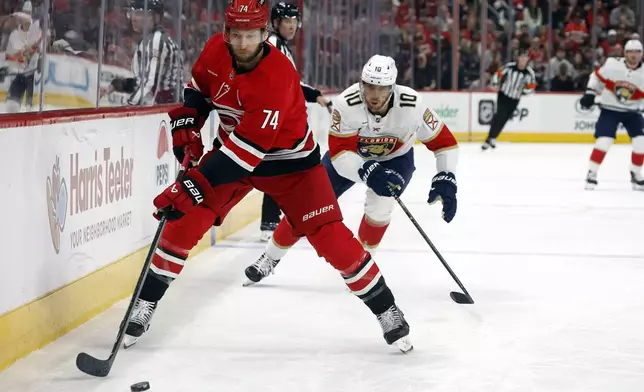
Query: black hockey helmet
130 0 164 16
271 1 301 30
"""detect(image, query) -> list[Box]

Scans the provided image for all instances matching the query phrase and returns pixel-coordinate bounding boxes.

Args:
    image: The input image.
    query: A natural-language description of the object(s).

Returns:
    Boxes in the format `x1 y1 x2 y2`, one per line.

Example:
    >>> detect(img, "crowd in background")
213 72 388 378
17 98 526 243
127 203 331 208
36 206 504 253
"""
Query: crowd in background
0 0 643 113
393 0 644 91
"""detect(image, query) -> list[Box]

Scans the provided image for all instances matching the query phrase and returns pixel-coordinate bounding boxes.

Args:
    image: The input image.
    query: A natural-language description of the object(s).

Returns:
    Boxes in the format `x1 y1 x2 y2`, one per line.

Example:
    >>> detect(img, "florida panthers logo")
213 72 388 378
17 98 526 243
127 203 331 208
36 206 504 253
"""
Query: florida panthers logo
614 81 637 102
357 136 398 158
212 102 244 133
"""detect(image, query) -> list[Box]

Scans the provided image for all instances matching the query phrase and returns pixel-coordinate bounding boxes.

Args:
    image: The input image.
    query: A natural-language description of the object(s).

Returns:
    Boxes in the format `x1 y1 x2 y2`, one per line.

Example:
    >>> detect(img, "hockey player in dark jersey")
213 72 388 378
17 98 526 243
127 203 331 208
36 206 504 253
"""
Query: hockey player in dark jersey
259 1 333 241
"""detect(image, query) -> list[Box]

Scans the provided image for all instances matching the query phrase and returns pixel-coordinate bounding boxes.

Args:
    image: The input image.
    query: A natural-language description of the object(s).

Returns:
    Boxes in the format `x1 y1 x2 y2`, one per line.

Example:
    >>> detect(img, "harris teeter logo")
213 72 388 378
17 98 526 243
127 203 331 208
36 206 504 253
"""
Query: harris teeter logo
46 148 135 253
46 156 68 254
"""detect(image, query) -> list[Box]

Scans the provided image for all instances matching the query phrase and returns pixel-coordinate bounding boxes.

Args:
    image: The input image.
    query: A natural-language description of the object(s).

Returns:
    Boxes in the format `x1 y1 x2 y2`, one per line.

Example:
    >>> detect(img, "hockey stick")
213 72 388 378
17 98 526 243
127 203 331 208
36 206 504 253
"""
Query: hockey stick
76 154 190 377
390 189 474 304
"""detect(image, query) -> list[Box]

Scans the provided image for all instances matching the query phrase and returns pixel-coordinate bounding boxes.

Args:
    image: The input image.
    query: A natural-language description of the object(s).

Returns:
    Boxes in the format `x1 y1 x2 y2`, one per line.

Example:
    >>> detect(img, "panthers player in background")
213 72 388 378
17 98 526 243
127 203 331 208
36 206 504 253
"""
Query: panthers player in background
580 39 644 190
244 54 459 285
258 1 333 242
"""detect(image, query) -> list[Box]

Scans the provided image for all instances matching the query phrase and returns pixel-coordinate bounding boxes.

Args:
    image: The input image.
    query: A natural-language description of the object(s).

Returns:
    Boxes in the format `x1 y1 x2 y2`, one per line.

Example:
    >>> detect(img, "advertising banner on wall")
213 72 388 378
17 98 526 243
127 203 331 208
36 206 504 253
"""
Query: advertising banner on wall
0 112 175 315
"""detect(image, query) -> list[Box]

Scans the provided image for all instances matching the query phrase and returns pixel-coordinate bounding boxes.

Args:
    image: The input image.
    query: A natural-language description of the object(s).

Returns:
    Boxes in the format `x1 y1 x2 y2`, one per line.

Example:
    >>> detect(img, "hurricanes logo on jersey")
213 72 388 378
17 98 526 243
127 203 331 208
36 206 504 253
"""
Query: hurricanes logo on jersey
357 136 398 158
614 81 637 102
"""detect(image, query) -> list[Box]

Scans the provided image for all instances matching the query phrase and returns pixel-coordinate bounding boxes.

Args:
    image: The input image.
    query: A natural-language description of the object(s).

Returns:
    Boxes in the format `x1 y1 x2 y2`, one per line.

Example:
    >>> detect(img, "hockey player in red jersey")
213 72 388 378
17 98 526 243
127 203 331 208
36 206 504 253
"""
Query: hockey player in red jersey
124 0 413 353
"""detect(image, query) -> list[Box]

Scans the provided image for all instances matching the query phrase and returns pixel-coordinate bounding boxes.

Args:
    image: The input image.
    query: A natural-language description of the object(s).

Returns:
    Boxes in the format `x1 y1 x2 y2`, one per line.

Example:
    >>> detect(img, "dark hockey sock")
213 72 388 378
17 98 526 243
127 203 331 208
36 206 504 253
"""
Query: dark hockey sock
343 255 396 315
361 278 396 315
261 193 281 225
139 271 171 303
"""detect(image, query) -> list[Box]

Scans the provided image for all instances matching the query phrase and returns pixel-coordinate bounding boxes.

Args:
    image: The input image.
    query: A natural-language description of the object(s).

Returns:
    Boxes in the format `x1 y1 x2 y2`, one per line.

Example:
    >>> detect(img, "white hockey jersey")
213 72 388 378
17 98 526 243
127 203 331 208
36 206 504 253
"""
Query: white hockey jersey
587 57 644 112
5 18 42 75
328 83 459 183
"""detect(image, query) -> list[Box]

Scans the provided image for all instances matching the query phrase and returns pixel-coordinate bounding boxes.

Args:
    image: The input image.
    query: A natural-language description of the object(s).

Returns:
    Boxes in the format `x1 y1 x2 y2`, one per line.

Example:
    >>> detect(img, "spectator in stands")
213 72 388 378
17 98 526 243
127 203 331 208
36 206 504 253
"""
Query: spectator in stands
609 0 635 28
548 46 574 81
572 51 593 90
521 0 542 36
565 11 589 46
550 63 575 91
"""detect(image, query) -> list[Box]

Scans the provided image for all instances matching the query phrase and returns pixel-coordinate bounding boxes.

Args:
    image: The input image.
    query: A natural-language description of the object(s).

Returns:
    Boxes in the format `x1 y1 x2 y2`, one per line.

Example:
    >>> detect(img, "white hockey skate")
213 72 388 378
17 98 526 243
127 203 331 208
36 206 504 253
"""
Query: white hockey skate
123 298 157 348
377 305 413 353
243 252 281 286
585 170 598 190
631 171 644 190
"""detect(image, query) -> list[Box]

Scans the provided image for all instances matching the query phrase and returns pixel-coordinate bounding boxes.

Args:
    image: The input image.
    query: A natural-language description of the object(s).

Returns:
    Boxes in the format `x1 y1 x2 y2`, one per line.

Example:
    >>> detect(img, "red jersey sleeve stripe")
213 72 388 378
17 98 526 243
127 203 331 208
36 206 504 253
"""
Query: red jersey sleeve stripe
230 131 268 157
220 137 264 172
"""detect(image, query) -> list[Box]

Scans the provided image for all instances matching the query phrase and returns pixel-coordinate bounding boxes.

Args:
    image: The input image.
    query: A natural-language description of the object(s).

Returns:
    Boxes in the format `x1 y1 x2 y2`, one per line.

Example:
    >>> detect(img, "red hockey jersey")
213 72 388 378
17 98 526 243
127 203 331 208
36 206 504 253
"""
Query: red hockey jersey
187 33 316 179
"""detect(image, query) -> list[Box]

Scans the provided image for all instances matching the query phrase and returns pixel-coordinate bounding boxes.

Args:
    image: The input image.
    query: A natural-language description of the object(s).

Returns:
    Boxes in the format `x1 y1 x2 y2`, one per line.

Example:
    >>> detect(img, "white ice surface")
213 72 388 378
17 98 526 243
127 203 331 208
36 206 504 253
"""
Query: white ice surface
1 143 644 392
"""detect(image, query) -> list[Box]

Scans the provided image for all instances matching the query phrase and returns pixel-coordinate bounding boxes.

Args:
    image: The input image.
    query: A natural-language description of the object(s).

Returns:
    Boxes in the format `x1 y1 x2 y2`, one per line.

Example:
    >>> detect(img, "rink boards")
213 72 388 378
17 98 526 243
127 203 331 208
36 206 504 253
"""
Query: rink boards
0 106 261 370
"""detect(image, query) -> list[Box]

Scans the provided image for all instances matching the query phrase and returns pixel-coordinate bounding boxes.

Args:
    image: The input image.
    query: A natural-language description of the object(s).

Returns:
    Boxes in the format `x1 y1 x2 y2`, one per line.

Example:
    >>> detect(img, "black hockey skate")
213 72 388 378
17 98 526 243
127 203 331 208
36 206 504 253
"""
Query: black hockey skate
243 252 281 286
260 221 278 242
585 170 598 190
481 138 497 151
631 171 644 190
377 305 413 353
123 298 157 348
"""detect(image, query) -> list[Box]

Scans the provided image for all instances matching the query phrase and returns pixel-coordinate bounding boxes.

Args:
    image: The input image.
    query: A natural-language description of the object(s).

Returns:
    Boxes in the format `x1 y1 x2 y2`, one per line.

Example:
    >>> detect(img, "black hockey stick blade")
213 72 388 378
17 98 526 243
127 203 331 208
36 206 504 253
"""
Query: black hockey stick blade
76 352 113 377
450 291 474 304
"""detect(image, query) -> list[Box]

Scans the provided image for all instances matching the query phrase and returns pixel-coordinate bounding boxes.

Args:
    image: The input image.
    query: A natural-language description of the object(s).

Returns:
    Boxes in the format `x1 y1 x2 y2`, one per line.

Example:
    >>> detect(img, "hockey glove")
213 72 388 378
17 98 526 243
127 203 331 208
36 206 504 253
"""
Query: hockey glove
153 169 214 221
579 93 595 110
428 172 457 223
358 160 406 197
169 106 206 166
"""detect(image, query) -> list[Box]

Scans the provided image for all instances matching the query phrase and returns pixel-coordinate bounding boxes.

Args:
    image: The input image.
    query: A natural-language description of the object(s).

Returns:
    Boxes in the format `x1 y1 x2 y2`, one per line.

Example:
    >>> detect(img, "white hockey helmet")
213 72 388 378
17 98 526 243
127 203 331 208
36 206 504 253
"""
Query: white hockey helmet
624 39 643 52
361 55 398 86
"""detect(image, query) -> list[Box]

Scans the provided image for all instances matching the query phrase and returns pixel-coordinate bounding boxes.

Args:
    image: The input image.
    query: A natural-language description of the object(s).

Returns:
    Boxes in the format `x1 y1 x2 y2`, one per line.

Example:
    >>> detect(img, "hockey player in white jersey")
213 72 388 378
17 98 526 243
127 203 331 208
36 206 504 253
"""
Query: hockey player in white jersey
244 55 459 286
579 39 644 190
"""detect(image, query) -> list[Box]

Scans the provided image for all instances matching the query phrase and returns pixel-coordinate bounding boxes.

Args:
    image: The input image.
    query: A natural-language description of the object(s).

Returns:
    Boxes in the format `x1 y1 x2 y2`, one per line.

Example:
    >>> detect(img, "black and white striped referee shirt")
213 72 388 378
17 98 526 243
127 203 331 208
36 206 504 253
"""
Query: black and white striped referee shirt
491 62 536 100
129 28 183 105
267 32 322 103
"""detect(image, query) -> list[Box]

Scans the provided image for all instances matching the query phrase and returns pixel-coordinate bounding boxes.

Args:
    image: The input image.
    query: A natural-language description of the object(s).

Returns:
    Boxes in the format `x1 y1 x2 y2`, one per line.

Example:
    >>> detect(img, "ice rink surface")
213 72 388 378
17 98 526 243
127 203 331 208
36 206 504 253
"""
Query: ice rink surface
1 143 643 392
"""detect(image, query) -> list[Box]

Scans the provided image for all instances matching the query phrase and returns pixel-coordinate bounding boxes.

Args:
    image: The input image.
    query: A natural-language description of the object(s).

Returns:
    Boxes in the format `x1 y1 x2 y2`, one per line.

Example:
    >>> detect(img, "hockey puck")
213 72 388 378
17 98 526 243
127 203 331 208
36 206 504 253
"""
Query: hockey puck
130 381 150 391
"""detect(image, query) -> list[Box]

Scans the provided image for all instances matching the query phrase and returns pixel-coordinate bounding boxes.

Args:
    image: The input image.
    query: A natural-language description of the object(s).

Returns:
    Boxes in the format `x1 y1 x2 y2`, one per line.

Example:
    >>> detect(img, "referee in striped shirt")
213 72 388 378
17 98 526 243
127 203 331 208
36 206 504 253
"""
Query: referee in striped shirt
102 0 183 106
482 48 536 150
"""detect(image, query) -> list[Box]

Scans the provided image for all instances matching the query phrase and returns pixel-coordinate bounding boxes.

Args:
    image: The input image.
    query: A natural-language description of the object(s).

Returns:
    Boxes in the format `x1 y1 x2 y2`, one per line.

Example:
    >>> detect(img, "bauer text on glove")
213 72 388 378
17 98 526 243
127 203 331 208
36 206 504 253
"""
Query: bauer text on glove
358 160 406 197
153 169 214 220
169 106 206 164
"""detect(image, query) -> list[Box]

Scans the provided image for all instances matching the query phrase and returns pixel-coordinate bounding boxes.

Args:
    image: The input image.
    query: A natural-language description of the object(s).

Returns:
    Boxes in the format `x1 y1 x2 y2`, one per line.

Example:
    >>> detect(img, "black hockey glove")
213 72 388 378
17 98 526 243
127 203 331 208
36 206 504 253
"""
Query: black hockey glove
111 77 138 94
358 160 405 197
428 172 457 223
579 93 595 110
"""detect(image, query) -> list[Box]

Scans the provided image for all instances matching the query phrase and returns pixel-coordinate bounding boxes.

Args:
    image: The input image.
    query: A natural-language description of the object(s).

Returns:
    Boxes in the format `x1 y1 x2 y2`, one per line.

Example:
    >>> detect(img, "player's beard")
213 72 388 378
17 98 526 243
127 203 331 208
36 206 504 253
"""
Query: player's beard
229 44 264 69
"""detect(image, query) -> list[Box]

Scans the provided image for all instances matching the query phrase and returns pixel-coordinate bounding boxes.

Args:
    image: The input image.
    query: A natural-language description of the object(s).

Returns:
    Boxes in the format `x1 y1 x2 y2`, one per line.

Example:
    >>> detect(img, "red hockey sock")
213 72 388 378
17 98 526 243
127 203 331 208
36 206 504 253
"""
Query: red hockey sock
590 148 607 165
271 218 301 248
632 152 644 168
358 215 389 249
